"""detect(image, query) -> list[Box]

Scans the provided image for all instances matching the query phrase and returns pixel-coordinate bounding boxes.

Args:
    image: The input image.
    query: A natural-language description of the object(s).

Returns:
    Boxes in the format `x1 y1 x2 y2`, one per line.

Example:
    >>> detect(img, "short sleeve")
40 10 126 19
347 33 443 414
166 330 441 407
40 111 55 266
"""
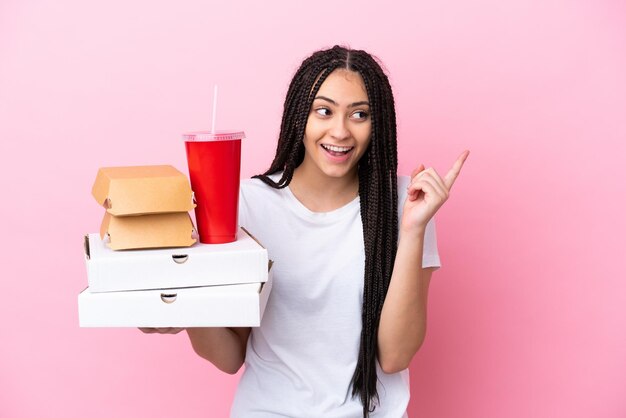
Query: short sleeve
397 175 441 269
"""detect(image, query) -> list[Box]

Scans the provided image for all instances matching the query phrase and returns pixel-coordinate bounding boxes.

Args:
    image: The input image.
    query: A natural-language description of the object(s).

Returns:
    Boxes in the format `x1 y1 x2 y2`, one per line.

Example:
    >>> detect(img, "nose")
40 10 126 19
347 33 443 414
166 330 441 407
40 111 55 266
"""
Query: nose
329 117 350 141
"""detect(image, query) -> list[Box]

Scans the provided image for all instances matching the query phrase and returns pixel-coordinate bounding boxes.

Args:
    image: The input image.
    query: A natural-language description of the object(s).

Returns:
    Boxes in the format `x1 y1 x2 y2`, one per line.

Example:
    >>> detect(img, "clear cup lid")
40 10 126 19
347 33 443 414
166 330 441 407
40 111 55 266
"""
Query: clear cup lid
183 130 245 141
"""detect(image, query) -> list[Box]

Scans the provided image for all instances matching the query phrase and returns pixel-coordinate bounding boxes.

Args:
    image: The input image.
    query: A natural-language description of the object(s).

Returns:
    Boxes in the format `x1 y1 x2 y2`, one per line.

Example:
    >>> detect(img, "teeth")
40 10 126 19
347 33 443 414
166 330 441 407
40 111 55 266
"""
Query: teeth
322 144 353 152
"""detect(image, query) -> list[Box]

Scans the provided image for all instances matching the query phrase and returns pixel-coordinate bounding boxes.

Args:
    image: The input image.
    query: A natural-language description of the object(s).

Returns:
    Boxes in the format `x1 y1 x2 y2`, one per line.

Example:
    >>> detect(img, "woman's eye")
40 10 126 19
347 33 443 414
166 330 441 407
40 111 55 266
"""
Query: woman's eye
315 108 331 116
352 111 369 120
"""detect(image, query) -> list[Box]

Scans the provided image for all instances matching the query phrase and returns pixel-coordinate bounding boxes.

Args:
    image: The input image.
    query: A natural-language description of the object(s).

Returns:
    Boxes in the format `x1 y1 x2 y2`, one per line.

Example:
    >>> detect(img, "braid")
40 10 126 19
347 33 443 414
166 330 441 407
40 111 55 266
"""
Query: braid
348 49 399 416
255 46 399 417
255 49 345 188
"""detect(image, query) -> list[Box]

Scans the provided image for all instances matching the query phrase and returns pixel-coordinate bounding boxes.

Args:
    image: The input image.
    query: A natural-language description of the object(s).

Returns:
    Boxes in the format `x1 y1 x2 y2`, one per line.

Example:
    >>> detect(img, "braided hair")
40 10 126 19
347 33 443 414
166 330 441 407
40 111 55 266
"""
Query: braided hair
253 45 398 416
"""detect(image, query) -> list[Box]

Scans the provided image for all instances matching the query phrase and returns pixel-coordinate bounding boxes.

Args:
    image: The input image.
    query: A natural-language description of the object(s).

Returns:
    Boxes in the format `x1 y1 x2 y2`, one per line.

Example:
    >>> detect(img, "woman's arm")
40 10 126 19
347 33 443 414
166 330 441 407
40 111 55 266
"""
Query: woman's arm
377 227 434 374
377 150 469 374
141 326 251 374
186 327 251 374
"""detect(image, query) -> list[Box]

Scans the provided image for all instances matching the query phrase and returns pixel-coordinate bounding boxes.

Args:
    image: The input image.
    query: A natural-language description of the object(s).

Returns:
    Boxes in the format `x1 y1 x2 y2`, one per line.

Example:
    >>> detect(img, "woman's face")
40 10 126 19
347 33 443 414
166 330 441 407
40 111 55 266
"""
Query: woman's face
300 68 372 182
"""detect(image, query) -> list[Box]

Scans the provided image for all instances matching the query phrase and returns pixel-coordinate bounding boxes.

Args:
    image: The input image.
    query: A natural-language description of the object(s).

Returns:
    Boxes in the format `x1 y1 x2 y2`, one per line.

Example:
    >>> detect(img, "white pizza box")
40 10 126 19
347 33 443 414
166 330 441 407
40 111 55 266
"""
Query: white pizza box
84 227 268 293
78 267 273 327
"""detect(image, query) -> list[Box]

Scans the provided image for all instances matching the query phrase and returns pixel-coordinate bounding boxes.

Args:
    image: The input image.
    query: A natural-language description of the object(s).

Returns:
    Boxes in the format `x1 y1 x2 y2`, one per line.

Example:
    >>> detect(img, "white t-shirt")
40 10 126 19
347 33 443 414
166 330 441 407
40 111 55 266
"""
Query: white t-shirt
230 174 441 418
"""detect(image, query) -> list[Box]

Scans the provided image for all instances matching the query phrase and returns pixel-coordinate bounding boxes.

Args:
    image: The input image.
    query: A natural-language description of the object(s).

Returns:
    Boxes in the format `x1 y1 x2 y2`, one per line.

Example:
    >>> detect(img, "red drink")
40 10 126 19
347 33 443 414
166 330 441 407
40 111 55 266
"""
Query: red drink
184 131 245 244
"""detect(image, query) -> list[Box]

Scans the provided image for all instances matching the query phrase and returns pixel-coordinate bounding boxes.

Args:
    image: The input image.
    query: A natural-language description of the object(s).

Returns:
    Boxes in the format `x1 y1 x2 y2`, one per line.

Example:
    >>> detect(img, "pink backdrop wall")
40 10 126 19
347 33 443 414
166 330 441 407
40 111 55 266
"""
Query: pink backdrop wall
1 0 624 417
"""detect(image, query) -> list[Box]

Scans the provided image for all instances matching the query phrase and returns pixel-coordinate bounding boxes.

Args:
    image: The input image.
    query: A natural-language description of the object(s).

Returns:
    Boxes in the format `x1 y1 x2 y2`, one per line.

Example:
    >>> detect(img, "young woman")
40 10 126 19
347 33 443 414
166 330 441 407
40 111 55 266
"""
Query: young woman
142 45 468 417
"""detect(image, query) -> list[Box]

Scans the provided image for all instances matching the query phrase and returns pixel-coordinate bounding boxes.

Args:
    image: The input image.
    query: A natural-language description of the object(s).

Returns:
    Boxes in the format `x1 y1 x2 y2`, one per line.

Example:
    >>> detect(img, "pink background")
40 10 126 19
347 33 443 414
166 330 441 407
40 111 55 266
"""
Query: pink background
1 0 625 417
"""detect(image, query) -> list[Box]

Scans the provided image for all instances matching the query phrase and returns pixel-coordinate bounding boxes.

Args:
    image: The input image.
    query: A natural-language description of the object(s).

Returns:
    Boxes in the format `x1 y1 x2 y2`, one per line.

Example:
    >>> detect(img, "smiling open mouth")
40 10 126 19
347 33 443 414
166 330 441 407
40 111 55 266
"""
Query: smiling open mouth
321 144 354 156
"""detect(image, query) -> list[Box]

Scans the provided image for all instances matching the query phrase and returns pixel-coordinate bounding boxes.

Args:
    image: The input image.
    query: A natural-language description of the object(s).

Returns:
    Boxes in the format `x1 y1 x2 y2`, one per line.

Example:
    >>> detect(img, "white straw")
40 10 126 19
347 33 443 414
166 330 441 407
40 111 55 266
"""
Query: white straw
211 85 218 133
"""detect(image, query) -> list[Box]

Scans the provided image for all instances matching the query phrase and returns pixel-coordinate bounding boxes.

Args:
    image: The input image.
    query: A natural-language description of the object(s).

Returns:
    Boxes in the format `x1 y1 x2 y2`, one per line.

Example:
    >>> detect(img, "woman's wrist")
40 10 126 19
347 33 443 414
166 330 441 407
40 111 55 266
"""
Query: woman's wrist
399 225 426 243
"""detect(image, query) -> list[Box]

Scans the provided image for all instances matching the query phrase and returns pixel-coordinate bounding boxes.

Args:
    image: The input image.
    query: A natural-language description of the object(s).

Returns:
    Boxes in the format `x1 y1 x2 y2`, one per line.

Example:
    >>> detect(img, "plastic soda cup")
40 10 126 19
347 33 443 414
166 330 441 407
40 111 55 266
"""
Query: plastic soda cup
183 130 245 244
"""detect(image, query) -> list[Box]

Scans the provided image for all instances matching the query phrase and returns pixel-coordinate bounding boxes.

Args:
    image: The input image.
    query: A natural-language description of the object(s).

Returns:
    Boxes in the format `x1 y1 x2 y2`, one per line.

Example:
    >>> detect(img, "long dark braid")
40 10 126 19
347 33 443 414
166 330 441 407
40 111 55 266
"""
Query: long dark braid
254 46 398 417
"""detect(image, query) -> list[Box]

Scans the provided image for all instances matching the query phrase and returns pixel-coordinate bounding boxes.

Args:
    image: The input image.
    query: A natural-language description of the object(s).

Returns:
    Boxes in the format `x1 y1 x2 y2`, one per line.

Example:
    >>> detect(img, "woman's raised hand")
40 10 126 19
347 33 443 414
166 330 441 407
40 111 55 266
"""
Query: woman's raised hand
402 150 470 234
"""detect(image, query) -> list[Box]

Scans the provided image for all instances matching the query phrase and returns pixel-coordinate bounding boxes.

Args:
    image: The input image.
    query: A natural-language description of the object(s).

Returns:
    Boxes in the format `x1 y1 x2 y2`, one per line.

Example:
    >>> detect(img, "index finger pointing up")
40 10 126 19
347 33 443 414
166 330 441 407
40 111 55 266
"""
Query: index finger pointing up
443 150 470 190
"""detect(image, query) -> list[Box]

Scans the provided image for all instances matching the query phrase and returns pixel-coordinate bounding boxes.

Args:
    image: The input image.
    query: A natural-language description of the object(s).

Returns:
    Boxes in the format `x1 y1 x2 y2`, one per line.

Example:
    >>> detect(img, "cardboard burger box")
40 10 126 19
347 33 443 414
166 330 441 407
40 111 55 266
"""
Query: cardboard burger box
99 212 196 250
92 165 196 250
78 265 274 327
92 165 195 216
85 228 269 293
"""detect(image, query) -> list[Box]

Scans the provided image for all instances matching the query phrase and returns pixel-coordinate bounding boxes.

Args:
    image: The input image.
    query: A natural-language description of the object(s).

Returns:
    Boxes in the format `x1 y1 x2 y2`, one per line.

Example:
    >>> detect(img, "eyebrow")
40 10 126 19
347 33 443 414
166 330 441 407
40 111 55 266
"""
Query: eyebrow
314 96 370 108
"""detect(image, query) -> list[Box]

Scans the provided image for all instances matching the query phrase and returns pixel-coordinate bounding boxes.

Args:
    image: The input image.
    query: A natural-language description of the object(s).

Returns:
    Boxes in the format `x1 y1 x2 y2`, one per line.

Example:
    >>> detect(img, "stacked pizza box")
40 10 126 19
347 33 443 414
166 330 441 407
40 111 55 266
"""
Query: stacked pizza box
78 165 272 328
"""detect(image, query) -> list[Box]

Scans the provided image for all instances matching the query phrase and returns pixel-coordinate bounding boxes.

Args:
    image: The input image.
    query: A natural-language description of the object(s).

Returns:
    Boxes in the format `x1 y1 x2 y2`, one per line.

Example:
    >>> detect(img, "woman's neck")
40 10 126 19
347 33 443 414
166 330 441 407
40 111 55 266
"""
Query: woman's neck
289 165 359 213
